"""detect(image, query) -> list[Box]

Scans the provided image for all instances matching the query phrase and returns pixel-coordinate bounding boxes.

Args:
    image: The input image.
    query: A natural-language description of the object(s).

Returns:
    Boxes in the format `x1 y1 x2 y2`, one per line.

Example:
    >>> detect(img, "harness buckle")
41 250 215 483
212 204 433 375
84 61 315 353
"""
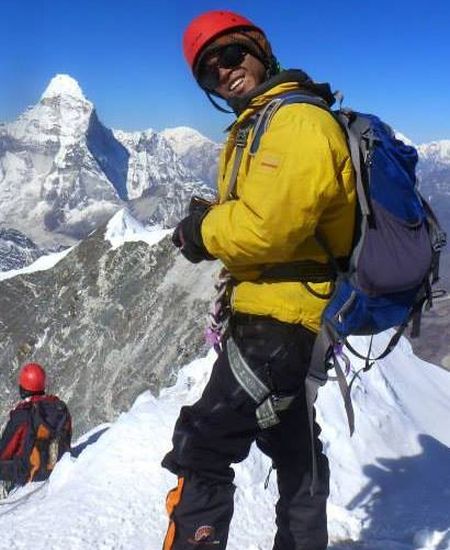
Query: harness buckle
235 126 251 148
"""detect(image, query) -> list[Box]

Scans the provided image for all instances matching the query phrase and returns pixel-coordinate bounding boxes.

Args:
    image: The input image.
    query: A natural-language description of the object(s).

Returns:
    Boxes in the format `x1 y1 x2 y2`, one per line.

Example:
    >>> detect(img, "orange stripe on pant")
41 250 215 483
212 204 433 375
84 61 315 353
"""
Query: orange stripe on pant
163 477 185 550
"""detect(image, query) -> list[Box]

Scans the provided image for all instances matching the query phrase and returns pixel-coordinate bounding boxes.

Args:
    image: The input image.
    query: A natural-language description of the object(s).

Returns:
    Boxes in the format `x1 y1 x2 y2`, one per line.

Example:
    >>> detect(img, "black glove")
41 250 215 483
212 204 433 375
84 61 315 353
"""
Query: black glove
172 196 215 264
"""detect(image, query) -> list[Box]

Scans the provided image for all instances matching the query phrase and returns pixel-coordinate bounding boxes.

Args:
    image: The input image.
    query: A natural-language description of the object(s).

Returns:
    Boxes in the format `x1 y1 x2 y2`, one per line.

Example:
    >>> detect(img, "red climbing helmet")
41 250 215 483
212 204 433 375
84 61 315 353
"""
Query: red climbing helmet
183 10 263 70
18 362 46 392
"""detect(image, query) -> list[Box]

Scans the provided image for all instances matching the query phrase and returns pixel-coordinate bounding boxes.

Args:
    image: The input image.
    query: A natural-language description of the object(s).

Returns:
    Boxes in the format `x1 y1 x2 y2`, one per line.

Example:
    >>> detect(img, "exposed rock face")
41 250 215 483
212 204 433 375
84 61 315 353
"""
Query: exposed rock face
0 224 218 437
0 228 43 271
113 129 197 200
114 129 215 227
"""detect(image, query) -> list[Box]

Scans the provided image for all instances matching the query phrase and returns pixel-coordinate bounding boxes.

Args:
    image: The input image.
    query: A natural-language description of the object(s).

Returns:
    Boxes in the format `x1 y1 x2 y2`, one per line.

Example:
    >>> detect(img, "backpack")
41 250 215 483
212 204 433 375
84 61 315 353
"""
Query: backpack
235 91 446 362
20 398 71 484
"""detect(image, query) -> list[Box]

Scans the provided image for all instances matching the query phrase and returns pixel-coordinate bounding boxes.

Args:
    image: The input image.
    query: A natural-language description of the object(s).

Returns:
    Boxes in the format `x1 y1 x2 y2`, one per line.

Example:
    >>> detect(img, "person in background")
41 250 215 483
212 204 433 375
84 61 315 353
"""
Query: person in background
0 362 72 495
162 10 355 550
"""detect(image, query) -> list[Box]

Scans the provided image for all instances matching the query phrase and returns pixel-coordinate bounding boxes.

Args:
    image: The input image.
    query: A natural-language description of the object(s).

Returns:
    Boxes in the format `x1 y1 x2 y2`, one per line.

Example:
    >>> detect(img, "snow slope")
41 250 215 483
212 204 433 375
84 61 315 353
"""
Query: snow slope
0 336 449 550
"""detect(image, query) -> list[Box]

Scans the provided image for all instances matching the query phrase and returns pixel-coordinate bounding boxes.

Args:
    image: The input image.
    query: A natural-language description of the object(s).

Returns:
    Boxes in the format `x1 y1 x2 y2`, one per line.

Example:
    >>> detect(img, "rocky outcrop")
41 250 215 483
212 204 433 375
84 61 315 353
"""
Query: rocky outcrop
0 228 43 271
0 221 218 436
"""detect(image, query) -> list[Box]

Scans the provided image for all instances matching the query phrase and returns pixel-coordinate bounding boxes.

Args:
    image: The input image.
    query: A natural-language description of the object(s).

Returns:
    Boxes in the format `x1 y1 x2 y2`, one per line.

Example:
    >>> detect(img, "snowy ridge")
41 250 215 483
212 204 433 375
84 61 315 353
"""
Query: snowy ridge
0 246 74 282
0 209 168 278
0 334 449 549
161 126 218 157
105 209 171 250
417 140 450 164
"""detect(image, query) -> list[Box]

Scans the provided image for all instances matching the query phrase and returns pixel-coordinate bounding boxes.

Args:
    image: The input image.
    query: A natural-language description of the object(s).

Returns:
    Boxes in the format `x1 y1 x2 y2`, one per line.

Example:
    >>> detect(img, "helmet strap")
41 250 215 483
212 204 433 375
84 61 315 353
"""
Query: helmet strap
204 90 235 114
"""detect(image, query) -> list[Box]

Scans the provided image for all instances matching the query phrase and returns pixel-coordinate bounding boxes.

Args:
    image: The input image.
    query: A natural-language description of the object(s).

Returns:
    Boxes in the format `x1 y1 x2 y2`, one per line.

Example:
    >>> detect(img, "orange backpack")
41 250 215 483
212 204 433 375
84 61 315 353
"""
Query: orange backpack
24 399 71 483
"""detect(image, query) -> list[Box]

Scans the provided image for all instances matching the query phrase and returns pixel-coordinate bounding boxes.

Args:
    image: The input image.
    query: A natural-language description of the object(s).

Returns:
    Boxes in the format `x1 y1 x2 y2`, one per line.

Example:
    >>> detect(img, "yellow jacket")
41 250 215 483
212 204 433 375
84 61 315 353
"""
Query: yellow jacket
201 80 356 332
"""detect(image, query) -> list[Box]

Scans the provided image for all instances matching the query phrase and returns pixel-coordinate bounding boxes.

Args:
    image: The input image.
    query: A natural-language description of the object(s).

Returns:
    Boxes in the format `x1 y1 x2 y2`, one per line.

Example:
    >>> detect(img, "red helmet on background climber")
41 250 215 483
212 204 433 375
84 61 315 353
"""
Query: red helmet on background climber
18 362 46 392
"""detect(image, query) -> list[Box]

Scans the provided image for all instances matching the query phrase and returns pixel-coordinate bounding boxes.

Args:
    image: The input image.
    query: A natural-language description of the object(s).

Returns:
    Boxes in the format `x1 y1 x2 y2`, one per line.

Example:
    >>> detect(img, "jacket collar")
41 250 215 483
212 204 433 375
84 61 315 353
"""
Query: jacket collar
227 69 335 125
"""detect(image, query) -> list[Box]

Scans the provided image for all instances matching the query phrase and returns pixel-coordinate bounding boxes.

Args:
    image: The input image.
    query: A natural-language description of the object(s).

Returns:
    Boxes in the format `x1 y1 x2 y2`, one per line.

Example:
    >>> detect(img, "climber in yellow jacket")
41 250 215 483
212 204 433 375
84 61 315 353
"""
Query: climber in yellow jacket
162 10 355 550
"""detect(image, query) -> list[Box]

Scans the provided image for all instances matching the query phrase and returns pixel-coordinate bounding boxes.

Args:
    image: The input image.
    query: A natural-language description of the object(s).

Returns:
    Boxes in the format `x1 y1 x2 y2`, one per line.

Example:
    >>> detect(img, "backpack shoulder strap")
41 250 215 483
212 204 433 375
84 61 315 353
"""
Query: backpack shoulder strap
248 93 371 220
223 124 252 203
334 112 371 217
249 92 331 155
30 402 47 436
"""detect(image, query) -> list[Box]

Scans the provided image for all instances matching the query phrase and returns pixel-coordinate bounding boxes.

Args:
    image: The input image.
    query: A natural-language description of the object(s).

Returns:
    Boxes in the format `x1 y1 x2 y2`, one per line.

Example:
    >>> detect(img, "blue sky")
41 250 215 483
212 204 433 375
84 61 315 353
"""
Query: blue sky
1 0 449 144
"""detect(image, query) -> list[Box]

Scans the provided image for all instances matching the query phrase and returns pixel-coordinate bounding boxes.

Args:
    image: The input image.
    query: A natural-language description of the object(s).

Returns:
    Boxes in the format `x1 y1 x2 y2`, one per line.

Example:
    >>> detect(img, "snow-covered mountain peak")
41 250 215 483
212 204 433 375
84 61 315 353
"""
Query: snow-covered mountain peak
160 126 221 188
41 74 86 102
8 74 93 145
417 139 450 164
0 74 216 247
161 126 217 156
104 209 170 250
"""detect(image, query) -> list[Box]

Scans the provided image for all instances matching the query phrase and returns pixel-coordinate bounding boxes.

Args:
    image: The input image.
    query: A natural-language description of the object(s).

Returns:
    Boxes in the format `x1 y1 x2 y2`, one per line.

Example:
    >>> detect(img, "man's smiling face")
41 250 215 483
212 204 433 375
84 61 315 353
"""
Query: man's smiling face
204 49 267 99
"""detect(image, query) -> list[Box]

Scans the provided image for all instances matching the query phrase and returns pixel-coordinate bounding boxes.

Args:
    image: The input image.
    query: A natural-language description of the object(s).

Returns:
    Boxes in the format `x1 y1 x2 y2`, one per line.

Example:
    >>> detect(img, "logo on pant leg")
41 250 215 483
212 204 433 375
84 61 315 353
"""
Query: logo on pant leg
188 525 220 545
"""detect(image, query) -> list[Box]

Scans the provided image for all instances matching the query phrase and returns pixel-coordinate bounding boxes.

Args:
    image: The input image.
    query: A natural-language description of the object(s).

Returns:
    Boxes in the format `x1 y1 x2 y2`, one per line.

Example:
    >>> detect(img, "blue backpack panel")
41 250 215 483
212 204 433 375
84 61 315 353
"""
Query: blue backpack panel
323 111 434 339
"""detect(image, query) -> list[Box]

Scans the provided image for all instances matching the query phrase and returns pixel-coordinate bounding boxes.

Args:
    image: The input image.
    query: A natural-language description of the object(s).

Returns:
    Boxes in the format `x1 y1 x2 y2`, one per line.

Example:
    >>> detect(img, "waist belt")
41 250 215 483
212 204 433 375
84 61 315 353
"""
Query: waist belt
260 258 348 282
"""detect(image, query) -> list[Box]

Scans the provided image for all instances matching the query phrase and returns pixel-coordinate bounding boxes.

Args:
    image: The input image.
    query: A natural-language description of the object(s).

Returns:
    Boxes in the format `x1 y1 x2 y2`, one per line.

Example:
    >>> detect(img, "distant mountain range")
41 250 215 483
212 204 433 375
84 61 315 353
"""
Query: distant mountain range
1 73 449 274
0 228 42 271
0 74 217 260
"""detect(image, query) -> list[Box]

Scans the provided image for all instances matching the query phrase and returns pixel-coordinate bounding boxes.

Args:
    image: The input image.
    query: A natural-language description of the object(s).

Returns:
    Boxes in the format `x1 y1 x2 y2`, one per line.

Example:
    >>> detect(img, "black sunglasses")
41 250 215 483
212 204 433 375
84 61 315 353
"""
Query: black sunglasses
197 44 249 91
